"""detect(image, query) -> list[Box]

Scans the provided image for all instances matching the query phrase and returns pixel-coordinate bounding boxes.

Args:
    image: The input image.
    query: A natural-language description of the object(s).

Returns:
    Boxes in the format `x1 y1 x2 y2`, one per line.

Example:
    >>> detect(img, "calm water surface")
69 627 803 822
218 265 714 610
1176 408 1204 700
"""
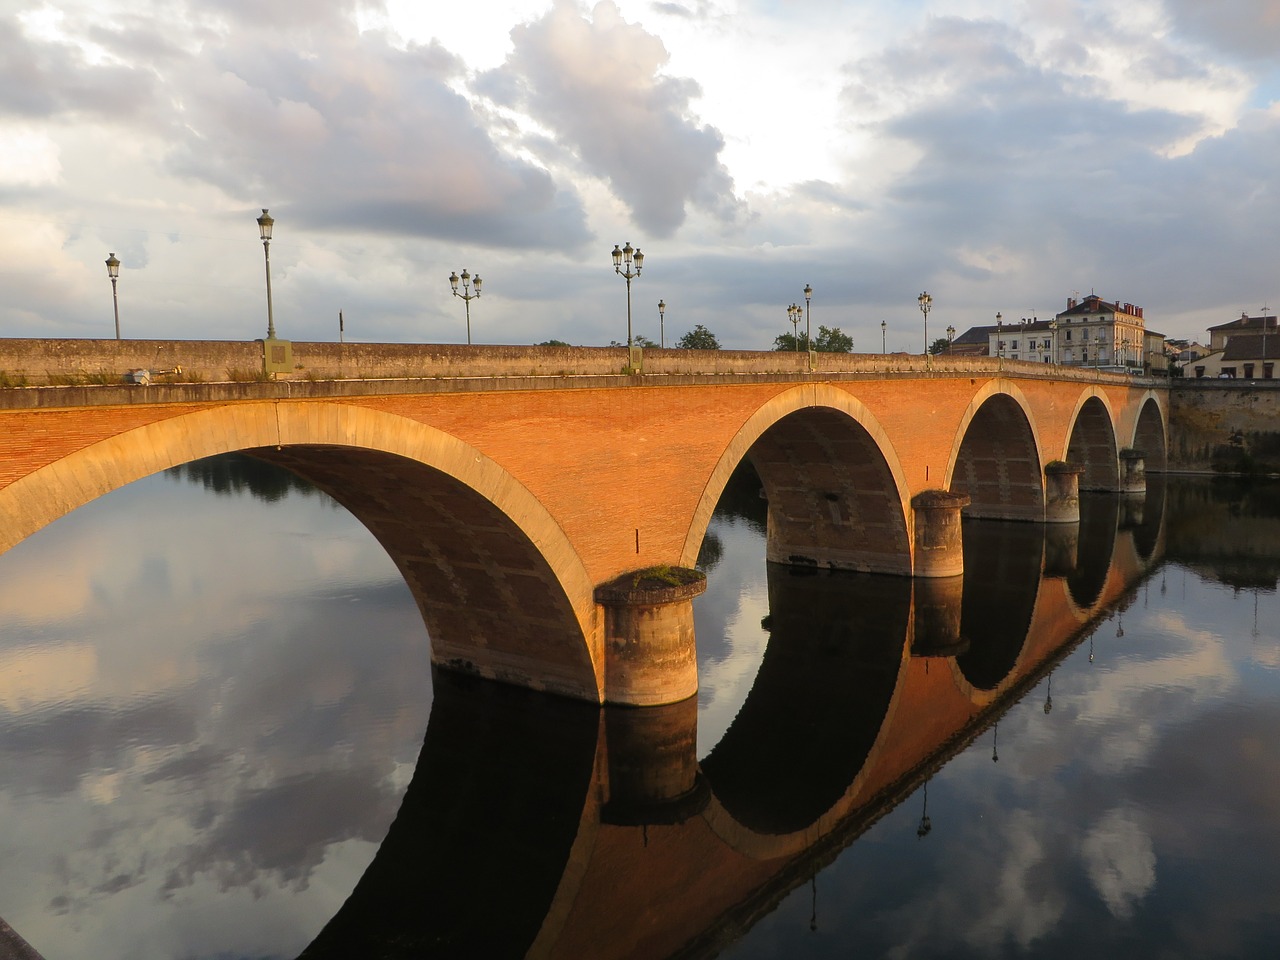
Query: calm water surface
1 457 1278 958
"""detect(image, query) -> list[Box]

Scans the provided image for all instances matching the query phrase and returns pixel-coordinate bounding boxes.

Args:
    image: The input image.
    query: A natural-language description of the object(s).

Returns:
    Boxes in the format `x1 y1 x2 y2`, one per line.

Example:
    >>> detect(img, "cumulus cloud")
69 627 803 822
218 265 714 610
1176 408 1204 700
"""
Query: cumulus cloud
482 0 745 236
4 2 592 251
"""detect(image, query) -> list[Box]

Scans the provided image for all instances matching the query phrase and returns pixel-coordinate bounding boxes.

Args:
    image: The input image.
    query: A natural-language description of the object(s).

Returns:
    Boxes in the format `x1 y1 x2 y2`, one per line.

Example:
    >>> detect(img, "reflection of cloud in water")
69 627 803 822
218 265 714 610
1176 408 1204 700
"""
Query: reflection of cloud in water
0 644 97 710
0 468 434 959
694 517 769 758
1081 807 1156 919
964 810 1067 952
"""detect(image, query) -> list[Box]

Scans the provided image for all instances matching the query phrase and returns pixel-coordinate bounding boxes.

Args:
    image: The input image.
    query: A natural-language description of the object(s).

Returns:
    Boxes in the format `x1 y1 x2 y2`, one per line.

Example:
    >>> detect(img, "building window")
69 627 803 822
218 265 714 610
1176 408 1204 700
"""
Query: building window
1011 340 1018 350
1267 363 1274 380
1065 330 1072 341
1245 364 1255 379
1195 366 1205 378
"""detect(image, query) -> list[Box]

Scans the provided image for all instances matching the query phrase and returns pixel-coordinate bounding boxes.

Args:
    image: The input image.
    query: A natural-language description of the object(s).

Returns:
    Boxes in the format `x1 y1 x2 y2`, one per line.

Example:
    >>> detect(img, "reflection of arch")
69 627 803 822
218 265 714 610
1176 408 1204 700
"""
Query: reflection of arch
699 565 910 835
947 386 1044 521
956 520 1044 690
0 403 603 702
1132 395 1168 471
1067 493 1121 610
681 385 912 575
1066 393 1119 491
299 673 601 958
1132 476 1166 565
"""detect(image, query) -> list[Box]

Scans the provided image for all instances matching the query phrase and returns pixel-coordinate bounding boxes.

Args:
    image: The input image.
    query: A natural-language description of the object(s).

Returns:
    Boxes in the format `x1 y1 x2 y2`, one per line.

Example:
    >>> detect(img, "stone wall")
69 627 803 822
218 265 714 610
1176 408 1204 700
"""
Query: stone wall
1168 379 1280 473
0 337 1154 385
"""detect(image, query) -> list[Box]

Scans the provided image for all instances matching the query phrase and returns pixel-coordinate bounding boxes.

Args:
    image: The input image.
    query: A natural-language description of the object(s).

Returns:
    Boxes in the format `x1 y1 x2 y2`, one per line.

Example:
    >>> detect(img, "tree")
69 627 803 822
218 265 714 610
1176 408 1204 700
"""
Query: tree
773 325 853 353
814 325 853 353
536 339 571 347
609 334 658 348
676 324 721 349
929 337 952 355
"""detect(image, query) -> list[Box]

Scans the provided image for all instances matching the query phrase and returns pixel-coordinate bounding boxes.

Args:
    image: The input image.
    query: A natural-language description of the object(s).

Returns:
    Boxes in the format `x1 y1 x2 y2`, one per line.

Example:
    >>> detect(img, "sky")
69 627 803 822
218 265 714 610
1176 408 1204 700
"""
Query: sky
4 0 1280 351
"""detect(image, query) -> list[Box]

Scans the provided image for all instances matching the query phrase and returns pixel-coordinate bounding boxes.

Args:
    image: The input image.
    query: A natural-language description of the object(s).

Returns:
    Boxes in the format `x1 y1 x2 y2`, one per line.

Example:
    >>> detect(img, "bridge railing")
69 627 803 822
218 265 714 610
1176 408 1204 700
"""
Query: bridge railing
0 338 1160 393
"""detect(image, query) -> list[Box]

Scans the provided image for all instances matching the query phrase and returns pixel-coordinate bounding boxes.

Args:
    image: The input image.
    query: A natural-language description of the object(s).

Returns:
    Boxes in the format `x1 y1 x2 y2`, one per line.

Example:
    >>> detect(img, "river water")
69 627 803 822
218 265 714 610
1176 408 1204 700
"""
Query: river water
0 456 1278 958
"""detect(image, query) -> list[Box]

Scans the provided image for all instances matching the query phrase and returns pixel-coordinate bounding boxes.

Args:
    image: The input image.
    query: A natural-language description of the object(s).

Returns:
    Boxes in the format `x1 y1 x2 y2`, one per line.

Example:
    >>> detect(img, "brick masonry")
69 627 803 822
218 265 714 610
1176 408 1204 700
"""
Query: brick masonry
0 355 1168 702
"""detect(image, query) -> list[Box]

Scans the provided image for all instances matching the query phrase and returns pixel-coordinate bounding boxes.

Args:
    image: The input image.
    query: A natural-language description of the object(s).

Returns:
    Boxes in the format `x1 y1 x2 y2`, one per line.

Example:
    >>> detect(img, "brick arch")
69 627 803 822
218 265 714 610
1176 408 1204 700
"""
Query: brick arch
0 401 604 702
680 384 912 575
1131 394 1168 471
945 382 1045 521
1065 391 1119 491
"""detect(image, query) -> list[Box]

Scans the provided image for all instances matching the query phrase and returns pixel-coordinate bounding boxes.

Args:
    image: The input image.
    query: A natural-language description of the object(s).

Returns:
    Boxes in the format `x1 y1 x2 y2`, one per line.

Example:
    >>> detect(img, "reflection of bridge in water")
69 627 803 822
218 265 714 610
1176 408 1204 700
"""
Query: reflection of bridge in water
291 486 1165 959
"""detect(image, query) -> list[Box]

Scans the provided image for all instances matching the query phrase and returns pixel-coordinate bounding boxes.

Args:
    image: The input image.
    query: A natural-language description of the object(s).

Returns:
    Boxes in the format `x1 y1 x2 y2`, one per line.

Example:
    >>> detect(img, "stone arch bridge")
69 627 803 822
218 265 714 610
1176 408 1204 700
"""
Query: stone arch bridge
0 358 1166 706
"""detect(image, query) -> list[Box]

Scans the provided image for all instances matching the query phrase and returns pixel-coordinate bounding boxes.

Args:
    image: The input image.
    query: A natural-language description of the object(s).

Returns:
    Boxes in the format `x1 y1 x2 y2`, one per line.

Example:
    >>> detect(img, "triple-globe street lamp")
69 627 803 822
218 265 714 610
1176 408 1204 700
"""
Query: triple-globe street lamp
448 269 483 344
611 242 644 349
658 299 666 348
105 252 121 340
787 302 803 350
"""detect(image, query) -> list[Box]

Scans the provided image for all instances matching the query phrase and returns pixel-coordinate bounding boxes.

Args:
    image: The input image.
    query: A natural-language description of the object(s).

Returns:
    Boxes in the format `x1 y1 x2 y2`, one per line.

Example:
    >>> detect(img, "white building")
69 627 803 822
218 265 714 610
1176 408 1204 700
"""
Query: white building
1054 294 1149 371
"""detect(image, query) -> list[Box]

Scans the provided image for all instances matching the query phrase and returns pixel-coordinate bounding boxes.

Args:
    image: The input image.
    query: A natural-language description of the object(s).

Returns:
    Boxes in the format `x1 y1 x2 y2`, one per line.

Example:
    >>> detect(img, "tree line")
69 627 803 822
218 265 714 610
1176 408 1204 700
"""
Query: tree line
538 322 855 352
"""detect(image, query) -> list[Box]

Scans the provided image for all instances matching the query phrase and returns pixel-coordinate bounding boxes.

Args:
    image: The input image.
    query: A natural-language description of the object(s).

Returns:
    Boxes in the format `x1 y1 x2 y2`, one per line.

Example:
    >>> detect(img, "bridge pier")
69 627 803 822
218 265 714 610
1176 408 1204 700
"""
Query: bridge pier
910 575 968 657
595 568 706 707
1044 461 1084 523
1119 449 1146 495
912 490 970 578
1044 523 1079 577
601 696 707 825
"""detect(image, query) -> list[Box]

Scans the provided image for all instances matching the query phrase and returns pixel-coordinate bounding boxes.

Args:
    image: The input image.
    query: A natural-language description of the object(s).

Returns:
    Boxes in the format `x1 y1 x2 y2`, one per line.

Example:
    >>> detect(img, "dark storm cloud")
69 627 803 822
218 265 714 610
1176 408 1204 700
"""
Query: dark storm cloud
483 0 745 237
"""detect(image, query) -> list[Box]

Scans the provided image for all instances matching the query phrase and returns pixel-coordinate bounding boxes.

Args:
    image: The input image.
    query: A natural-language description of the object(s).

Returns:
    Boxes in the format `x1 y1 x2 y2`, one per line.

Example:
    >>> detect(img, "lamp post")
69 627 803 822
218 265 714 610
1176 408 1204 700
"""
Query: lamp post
1048 319 1058 364
918 291 932 361
788 303 802 350
448 268 482 344
611 242 644 349
996 312 1003 360
105 252 121 340
946 324 955 354
256 209 276 340
881 319 886 353
803 283 813 346
658 299 666 348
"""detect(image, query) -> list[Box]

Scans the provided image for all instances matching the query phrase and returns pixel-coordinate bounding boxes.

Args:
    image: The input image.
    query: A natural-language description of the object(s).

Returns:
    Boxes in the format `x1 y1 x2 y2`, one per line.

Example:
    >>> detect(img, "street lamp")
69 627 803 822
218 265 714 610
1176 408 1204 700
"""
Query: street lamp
804 283 813 347
946 324 955 354
996 311 1003 360
256 209 276 340
1048 318 1058 364
918 291 932 358
881 319 886 353
658 299 666 348
105 252 121 340
788 303 802 350
611 242 644 349
448 268 482 344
